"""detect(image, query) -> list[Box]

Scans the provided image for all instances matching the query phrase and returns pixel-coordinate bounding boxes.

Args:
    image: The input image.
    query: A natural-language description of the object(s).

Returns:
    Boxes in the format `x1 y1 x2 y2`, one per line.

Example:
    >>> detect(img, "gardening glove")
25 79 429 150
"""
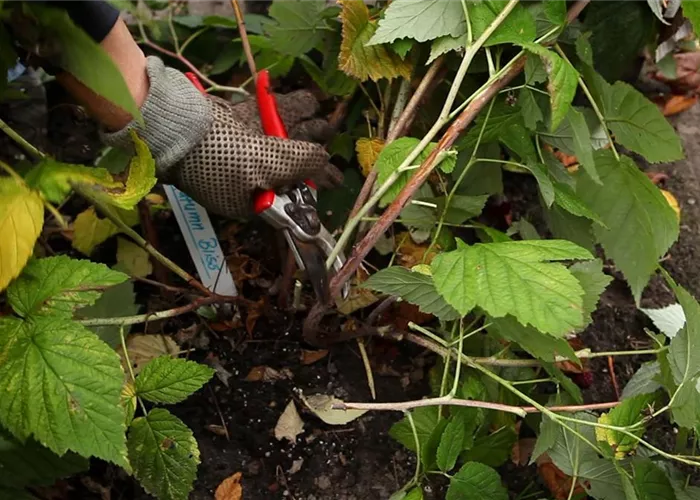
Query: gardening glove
102 56 343 217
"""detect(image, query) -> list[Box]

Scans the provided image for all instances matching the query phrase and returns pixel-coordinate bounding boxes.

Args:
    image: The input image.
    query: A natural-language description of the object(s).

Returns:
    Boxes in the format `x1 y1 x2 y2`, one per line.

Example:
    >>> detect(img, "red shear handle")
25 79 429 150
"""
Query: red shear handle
184 72 207 94
255 70 288 138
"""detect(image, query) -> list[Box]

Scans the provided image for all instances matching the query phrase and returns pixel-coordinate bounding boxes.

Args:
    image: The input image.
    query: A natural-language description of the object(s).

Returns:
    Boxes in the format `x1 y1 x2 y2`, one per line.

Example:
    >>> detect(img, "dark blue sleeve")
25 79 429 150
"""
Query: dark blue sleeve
53 1 120 43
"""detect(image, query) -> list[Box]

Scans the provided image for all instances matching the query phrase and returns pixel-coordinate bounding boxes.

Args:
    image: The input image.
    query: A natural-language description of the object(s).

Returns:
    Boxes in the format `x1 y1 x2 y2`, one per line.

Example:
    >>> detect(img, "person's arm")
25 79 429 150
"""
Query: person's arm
55 17 149 131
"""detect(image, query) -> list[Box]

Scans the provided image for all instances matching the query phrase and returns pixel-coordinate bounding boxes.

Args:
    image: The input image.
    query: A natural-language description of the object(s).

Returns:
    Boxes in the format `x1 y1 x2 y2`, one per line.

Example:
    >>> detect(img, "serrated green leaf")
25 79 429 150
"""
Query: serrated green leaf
600 394 655 455
519 87 544 130
543 0 567 25
569 259 612 329
391 38 414 59
339 0 411 82
389 406 440 453
622 362 662 400
544 202 595 252
582 67 683 163
553 181 606 227
668 283 700 387
368 0 466 45
459 101 523 151
539 106 609 154
24 159 120 204
116 237 152 278
585 461 629 499
576 151 679 302
641 304 686 339
684 1 700 36
363 267 461 321
565 107 599 183
499 122 538 164
7 255 128 318
76 282 139 349
432 240 593 336
506 218 540 240
548 412 598 476
428 34 467 64
446 462 508 500
541 362 584 403
0 316 127 467
128 408 199 500
437 416 465 472
375 137 456 207
520 42 579 130
531 414 557 463
461 426 517 467
0 428 88 488
299 51 358 97
136 357 214 404
0 176 44 292
489 316 579 363
403 487 424 500
634 459 675 500
436 194 489 225
468 1 536 47
576 33 594 66
264 0 334 56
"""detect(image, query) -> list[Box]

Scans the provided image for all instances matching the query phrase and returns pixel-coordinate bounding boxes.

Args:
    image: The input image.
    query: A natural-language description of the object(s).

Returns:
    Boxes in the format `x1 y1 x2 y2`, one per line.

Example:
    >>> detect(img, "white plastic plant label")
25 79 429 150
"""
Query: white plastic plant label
163 185 237 297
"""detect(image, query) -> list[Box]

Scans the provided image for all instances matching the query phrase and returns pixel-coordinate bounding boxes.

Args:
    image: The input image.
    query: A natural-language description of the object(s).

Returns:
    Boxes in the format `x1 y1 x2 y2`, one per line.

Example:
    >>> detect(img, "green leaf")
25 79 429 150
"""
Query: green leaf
543 0 567 25
368 0 466 45
299 54 357 97
136 357 214 404
446 462 508 500
544 202 595 252
264 0 335 57
634 459 675 500
25 5 142 123
128 408 200 500
0 176 44 292
548 412 599 476
428 34 467 64
391 38 414 59
339 0 411 82
0 428 87 488
434 194 489 225
375 137 456 207
641 304 686 339
520 42 579 131
553 181 606 227
467 1 536 47
506 218 541 240
458 101 523 151
0 316 127 467
569 259 613 329
531 414 557 463
403 487 424 500
539 106 608 154
363 267 461 321
389 406 440 453
437 416 465 471
432 240 593 336
602 394 655 455
684 1 700 35
668 283 700 386
583 68 683 163
461 426 517 467
499 123 538 165
576 33 594 66
24 159 121 204
576 151 679 302
489 316 579 363
622 362 662 400
116 237 152 278
421 417 448 470
519 87 544 130
7 255 128 318
562 107 599 183
541 362 584 403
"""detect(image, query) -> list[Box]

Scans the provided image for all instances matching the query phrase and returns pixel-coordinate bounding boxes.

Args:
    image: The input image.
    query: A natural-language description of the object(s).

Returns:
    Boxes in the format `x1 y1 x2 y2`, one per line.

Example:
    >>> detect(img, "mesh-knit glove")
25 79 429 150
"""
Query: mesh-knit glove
103 56 343 217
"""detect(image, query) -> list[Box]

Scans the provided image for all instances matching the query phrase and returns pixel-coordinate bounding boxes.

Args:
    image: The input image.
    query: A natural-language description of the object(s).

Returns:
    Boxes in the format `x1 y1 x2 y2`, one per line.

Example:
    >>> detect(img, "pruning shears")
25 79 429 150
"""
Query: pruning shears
184 70 348 304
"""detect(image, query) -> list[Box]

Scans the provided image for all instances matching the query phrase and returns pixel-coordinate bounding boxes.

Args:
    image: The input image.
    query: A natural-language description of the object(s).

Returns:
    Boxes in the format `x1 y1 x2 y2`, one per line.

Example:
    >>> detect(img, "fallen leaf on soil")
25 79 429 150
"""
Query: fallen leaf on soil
300 349 329 365
511 437 537 466
215 471 243 500
382 301 433 330
662 94 698 116
116 334 179 375
206 424 229 437
245 298 266 335
275 401 304 443
288 458 304 475
300 394 367 426
335 268 378 314
536 453 587 499
227 251 262 289
661 189 681 221
205 352 233 387
396 232 440 267
244 366 293 382
645 171 669 185
174 323 200 345
116 237 153 278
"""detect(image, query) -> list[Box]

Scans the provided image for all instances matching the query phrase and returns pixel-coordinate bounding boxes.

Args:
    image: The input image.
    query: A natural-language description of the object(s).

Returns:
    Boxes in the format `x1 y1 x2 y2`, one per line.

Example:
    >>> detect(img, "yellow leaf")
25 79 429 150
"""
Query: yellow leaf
356 137 385 176
0 176 44 291
116 237 153 278
661 189 681 221
339 0 412 82
215 471 243 500
109 132 157 209
72 206 139 255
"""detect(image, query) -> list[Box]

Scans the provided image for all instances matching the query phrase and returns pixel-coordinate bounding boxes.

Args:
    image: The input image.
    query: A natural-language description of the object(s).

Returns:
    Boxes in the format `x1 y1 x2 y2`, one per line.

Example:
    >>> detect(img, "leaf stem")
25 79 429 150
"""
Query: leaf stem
78 294 233 326
0 117 46 160
120 326 148 416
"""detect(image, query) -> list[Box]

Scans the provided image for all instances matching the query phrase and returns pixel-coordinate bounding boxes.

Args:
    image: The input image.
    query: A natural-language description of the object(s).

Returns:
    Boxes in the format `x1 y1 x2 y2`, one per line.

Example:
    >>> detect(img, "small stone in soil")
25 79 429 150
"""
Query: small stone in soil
315 475 332 490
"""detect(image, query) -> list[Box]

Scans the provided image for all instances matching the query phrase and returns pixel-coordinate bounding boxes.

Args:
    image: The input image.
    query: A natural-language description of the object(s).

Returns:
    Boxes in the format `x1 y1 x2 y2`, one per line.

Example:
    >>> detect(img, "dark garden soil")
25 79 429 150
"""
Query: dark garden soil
7 76 700 500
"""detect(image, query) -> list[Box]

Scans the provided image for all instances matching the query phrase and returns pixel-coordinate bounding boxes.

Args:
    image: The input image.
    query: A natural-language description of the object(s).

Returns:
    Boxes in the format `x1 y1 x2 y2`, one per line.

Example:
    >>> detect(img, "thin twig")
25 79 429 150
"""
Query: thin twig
387 78 411 136
333 395 619 417
77 295 234 326
0 117 45 160
357 338 377 400
138 200 168 286
229 0 257 80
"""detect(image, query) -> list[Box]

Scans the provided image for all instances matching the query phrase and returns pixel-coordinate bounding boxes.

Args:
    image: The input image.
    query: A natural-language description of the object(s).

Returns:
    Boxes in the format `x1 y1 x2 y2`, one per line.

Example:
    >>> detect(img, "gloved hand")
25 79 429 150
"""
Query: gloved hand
103 56 343 217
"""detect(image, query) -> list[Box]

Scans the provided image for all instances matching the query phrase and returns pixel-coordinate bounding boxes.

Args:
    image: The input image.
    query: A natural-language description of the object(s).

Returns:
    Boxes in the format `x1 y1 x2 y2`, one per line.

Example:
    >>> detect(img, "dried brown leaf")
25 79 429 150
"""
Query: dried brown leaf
356 137 385 177
300 349 329 365
274 401 304 443
244 366 293 382
116 334 179 375
215 471 243 500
